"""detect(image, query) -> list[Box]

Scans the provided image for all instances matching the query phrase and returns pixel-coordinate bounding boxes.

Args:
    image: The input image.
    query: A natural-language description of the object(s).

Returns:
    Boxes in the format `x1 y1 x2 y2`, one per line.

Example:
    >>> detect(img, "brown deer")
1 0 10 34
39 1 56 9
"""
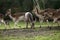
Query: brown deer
6 8 34 28
32 7 54 28
43 8 60 27
32 6 46 27
51 8 60 27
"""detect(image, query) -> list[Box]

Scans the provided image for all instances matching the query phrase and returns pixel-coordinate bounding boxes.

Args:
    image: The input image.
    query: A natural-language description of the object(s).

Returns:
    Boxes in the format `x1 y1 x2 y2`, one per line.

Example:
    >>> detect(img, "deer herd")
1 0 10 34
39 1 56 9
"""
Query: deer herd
0 7 60 29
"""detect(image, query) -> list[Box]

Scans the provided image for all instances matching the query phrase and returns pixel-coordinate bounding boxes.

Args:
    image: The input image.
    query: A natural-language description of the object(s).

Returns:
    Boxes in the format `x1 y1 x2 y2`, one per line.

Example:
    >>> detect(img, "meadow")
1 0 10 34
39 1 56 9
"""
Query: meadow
0 21 60 40
0 21 60 29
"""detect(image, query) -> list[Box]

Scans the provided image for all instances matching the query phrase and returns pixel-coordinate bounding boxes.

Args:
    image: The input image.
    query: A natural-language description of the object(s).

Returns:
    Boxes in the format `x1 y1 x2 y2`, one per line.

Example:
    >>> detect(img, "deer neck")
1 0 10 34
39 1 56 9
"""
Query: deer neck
34 9 43 17
9 14 15 21
33 7 42 17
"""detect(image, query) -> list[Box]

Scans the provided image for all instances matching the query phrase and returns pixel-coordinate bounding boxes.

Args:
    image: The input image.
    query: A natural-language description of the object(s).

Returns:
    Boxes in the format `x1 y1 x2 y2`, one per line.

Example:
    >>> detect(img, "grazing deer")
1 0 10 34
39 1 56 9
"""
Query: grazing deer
6 8 34 28
24 12 34 28
0 13 9 28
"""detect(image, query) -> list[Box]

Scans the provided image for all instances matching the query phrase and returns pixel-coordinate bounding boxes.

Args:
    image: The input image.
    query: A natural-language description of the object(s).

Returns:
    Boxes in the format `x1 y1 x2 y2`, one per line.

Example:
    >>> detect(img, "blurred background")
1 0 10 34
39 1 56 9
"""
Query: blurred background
0 0 60 14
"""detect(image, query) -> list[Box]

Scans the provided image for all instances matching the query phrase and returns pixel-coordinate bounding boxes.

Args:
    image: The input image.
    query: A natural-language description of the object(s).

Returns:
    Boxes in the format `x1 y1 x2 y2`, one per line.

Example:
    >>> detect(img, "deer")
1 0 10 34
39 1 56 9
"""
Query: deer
51 9 60 27
32 7 53 28
32 6 49 27
0 13 9 29
43 8 60 27
6 8 34 28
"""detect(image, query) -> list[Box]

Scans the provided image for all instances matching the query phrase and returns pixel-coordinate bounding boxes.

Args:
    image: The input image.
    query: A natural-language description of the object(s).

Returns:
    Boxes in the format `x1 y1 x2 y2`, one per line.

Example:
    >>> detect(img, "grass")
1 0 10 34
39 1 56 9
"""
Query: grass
0 21 60 29
0 30 60 40
0 21 60 40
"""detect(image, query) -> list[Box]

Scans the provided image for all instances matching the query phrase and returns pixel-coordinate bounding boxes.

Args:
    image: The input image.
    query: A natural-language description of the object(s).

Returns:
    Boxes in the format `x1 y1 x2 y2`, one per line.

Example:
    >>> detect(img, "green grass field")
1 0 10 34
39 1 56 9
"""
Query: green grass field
0 21 60 29
0 30 60 40
0 21 60 40
0 29 60 40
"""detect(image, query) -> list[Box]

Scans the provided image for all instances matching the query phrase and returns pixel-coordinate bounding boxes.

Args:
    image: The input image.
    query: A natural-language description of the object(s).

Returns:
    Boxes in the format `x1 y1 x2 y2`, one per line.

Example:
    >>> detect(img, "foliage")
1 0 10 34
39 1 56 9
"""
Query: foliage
0 0 33 14
0 0 60 14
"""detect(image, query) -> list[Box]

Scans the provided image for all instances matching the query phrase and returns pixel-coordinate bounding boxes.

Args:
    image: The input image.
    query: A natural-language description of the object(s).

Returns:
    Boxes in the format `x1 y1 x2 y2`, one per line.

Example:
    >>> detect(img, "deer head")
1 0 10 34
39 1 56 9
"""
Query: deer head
6 8 11 16
32 6 37 14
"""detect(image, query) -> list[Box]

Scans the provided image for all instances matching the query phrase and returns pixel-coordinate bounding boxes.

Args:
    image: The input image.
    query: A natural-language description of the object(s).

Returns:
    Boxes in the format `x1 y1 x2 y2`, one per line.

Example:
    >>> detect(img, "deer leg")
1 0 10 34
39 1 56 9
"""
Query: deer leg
46 20 49 27
25 17 29 28
5 20 10 28
39 19 43 28
39 19 41 28
29 16 35 28
26 21 28 28
29 18 34 28
1 20 7 29
30 22 34 29
53 18 57 23
53 18 57 27
46 20 52 29
54 18 59 27
14 20 19 28
4 22 7 29
14 22 18 28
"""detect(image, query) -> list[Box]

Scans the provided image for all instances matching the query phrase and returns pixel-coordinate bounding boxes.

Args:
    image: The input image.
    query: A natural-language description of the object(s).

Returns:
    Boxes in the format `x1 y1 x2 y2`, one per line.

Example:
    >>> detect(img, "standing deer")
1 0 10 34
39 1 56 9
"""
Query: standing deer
6 8 34 28
43 8 60 27
33 0 52 28
32 6 46 27
0 13 9 28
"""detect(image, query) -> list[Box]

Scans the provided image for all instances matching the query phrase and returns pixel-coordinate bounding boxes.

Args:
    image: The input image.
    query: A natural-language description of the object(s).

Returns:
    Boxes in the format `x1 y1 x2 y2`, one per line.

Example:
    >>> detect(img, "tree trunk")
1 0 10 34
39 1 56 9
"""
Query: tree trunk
35 0 41 11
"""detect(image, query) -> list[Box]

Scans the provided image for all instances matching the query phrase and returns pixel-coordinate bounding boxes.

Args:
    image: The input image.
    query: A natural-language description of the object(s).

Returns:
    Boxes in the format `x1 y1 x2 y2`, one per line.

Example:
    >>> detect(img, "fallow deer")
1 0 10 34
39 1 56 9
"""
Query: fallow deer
6 8 34 28
43 8 60 27
0 13 9 28
32 6 47 27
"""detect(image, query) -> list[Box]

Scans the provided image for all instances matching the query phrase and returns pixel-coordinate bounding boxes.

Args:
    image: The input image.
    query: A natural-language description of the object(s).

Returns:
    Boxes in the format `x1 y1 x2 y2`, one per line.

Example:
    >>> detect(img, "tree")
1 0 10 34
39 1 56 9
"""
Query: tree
33 0 41 13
